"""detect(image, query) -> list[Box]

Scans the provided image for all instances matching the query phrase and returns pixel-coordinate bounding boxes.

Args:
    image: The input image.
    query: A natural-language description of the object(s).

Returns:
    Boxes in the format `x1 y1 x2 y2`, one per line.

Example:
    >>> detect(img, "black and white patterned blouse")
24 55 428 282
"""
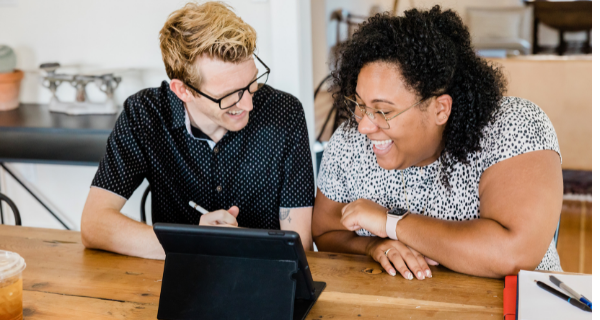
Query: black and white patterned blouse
92 81 314 229
318 97 562 271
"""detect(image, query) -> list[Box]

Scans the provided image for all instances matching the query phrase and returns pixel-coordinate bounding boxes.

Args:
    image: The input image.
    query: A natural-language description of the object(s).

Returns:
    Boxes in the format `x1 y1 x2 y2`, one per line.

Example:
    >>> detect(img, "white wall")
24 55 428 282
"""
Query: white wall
0 0 314 229
1 0 273 105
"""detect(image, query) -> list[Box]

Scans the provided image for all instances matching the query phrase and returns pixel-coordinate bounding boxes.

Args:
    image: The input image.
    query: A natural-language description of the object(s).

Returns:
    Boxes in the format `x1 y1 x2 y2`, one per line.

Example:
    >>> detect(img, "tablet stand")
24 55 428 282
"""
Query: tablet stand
157 253 325 320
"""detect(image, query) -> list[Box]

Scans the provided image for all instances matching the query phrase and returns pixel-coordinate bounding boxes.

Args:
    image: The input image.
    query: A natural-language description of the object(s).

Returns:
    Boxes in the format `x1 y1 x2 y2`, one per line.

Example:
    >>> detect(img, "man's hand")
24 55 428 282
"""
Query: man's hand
199 206 239 227
340 199 388 238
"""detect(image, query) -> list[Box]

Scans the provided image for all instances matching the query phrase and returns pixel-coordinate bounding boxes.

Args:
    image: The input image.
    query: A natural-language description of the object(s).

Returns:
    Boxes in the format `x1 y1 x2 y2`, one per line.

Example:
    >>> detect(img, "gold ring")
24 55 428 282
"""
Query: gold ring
384 248 392 257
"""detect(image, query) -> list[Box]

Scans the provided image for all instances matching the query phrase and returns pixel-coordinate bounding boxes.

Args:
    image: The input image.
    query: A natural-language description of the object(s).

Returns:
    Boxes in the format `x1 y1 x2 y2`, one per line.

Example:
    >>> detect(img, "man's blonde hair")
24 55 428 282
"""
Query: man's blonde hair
159 1 257 89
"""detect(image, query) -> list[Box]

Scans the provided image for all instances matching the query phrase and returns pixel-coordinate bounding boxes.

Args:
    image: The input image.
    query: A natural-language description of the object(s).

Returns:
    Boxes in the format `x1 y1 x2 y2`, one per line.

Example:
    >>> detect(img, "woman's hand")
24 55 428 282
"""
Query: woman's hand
340 199 388 238
367 238 436 280
199 206 239 227
341 198 439 278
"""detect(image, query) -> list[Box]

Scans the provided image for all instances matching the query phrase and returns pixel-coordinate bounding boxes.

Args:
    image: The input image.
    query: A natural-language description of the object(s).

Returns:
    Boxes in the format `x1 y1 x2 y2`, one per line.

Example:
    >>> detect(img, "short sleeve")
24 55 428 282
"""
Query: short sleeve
91 98 148 199
279 100 315 208
480 97 562 171
316 124 355 203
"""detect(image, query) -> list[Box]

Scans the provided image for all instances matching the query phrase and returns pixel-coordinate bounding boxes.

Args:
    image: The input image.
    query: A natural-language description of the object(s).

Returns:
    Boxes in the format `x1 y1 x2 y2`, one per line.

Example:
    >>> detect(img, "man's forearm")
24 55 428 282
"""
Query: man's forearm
396 214 545 278
81 208 165 260
314 230 378 255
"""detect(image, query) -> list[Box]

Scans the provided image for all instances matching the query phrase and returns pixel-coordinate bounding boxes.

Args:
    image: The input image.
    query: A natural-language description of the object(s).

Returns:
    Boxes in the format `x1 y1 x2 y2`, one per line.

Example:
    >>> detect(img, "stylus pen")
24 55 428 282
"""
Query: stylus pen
535 280 591 312
189 201 208 215
549 275 592 309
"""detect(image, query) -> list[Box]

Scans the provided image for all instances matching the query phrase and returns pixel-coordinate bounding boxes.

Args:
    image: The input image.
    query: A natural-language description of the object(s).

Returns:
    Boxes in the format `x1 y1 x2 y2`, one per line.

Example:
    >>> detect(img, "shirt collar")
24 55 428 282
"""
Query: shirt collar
183 108 216 149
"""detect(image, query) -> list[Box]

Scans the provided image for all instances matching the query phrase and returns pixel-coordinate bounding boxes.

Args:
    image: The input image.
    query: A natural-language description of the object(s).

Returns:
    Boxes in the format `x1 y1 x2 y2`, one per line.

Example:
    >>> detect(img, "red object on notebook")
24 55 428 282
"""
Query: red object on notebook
504 275 517 320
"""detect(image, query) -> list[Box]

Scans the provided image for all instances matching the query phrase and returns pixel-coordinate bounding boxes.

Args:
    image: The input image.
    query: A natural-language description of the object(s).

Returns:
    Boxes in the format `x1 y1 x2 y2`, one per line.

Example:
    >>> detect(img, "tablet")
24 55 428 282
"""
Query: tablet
154 223 326 320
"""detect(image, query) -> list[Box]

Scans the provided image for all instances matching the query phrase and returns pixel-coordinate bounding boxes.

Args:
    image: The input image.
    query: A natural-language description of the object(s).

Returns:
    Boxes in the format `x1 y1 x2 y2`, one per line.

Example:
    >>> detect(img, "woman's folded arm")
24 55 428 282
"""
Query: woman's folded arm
394 150 563 278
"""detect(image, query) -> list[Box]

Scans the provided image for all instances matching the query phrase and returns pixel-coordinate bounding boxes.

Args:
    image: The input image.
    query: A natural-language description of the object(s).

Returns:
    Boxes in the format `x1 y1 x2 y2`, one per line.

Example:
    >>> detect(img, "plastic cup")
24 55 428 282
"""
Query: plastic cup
0 250 26 320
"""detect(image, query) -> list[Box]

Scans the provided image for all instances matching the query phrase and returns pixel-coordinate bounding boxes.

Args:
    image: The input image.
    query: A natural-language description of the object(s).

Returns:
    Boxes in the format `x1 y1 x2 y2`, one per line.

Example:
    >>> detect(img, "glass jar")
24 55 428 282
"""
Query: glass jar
0 250 26 320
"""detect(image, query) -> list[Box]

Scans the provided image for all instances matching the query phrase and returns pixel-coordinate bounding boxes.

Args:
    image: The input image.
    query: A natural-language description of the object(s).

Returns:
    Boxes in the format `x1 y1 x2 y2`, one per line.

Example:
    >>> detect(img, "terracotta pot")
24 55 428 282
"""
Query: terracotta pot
0 69 24 111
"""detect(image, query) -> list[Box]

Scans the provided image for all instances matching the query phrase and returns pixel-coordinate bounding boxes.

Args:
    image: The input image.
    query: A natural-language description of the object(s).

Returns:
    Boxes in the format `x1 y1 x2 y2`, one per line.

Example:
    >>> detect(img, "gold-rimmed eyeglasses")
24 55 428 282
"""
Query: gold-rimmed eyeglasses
344 95 425 129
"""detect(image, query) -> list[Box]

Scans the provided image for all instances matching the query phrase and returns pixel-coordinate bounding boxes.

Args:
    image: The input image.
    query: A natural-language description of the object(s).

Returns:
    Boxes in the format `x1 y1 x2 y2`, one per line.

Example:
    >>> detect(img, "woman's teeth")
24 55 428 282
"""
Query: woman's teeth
372 139 392 149
227 110 243 115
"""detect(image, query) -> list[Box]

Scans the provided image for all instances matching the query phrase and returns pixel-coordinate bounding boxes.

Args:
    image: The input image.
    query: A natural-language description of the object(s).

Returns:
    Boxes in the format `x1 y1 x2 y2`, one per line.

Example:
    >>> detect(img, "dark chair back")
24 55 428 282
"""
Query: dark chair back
0 192 21 226
140 185 152 224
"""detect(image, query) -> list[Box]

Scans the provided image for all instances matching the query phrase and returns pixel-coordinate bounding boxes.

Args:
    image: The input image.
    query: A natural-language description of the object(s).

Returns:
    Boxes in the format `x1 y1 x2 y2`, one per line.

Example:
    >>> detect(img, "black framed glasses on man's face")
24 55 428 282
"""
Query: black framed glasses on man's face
183 54 270 110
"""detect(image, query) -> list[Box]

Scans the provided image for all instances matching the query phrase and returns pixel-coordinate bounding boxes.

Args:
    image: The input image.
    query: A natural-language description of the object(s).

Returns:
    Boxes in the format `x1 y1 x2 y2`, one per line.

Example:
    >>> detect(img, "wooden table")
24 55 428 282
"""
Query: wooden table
1 225 505 319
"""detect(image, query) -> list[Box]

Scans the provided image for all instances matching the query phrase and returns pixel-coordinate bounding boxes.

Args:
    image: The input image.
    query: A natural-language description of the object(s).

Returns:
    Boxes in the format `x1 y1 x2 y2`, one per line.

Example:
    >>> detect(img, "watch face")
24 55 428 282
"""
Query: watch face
388 208 408 216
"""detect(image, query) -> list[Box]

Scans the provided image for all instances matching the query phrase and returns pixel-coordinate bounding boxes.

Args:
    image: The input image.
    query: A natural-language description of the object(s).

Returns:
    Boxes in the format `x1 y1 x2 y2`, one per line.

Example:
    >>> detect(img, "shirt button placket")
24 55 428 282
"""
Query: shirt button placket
213 144 222 196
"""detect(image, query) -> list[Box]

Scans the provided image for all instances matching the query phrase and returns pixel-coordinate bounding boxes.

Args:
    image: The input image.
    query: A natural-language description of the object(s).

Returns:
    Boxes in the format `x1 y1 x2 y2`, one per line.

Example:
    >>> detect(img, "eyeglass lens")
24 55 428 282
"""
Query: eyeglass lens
221 73 269 109
346 98 390 129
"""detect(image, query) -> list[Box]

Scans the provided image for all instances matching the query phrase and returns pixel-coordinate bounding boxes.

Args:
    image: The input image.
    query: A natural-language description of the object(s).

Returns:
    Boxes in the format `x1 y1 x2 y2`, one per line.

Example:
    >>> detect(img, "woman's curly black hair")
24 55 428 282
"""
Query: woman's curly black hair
331 5 507 188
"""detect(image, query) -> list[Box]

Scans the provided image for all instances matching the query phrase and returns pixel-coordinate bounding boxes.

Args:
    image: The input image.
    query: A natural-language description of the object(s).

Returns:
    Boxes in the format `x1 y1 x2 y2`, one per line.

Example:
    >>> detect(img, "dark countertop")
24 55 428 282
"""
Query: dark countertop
0 104 119 165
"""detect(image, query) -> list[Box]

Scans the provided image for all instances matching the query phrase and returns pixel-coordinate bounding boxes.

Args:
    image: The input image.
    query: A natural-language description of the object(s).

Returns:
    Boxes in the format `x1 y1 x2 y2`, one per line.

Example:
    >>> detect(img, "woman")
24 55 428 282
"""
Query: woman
313 6 563 280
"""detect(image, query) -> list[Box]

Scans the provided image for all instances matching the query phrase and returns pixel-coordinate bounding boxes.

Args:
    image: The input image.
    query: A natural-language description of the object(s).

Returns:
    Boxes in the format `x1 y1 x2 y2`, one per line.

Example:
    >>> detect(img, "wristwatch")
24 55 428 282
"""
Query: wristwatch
386 208 409 240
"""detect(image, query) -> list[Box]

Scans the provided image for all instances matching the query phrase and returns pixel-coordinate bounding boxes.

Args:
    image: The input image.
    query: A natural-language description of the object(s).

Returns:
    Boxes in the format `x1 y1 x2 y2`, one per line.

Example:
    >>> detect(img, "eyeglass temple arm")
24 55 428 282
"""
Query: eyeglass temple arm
385 98 425 121
184 81 221 104
253 54 271 72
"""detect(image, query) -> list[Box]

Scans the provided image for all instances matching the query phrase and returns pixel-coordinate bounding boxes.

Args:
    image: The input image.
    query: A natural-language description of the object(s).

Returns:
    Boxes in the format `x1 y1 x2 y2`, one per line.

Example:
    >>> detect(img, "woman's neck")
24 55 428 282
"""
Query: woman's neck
415 141 445 167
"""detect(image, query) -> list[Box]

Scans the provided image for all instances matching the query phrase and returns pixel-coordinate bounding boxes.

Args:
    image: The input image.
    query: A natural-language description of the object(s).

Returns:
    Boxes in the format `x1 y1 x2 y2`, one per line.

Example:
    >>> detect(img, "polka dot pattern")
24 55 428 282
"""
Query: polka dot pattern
92 81 315 229
318 97 562 271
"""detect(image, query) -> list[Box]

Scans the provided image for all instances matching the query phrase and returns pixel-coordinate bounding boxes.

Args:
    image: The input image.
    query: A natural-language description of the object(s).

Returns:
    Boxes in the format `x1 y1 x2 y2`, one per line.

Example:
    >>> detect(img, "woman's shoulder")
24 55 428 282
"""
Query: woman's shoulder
479 96 561 170
494 96 549 123
327 122 366 153
487 96 557 138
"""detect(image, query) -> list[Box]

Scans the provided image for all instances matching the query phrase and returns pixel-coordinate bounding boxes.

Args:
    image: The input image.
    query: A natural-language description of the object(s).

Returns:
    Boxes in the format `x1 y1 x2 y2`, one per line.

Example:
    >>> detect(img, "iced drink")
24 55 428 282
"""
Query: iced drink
0 251 26 320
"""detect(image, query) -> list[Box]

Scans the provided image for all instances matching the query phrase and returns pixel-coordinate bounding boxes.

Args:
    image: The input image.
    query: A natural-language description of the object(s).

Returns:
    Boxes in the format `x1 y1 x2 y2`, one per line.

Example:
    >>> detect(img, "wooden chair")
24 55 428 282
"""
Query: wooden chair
526 0 592 55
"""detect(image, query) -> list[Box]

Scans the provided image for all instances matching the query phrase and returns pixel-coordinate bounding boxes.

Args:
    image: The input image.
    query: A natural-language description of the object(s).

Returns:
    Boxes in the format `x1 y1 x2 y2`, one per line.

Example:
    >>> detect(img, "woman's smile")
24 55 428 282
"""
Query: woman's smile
371 138 394 155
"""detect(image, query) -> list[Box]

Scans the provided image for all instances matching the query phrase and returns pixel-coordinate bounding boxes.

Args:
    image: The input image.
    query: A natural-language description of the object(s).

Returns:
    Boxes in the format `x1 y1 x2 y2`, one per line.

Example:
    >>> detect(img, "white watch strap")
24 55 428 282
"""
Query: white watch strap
386 214 400 240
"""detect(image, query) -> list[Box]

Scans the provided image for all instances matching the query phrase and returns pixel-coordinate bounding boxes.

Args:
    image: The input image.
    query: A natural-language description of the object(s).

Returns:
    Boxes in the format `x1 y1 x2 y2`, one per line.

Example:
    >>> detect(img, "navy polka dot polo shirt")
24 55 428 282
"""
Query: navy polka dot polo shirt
91 81 315 229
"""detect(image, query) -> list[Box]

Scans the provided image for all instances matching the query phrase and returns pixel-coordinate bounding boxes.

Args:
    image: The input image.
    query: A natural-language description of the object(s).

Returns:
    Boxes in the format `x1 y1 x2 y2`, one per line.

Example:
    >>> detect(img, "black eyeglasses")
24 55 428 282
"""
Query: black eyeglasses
183 54 270 110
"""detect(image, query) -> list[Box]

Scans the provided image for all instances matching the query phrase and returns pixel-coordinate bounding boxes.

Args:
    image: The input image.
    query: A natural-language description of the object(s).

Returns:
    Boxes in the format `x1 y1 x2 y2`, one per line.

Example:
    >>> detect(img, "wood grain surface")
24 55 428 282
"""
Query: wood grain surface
557 201 592 274
0 225 504 319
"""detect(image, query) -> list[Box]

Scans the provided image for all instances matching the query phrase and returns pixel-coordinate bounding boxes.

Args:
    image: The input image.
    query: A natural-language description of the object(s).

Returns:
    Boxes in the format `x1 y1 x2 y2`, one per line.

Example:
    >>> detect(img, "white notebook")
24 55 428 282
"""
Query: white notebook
518 270 592 320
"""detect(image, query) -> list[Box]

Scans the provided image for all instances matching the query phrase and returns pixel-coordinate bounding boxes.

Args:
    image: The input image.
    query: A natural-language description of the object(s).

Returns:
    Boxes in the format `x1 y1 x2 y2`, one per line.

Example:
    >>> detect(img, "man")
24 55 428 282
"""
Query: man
81 2 314 259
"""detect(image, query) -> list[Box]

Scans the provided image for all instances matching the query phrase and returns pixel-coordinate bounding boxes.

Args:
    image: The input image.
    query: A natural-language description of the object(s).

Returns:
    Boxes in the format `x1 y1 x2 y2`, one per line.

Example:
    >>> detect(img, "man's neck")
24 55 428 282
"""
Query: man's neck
185 104 228 143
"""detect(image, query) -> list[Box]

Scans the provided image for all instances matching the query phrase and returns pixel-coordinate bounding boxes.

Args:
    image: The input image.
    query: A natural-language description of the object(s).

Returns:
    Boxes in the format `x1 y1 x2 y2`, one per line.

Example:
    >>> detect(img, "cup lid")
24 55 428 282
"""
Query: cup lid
0 250 26 281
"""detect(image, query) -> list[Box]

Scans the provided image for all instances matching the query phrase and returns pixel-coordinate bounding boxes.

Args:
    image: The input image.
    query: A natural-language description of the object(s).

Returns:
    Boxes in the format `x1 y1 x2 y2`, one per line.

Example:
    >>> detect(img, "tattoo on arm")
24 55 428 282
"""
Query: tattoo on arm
279 208 292 223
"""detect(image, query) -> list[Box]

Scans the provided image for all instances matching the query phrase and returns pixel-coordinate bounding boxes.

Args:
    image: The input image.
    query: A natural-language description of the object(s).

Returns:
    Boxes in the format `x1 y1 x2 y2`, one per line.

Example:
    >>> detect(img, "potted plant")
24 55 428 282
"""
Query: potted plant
0 45 23 111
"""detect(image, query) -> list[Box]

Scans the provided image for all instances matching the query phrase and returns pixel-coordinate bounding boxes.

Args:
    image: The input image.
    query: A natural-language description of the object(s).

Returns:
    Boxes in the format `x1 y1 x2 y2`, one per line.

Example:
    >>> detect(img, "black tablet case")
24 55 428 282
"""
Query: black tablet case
154 223 326 320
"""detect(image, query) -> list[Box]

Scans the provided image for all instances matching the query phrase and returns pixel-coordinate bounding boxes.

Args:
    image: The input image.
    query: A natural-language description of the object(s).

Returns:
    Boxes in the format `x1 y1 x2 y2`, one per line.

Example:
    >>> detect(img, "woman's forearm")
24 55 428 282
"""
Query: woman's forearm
314 230 378 255
395 214 547 278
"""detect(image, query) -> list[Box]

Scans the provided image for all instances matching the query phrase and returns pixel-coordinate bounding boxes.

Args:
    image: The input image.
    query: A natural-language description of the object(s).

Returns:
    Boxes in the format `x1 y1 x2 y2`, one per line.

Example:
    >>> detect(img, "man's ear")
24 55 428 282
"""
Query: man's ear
433 94 452 125
169 79 192 102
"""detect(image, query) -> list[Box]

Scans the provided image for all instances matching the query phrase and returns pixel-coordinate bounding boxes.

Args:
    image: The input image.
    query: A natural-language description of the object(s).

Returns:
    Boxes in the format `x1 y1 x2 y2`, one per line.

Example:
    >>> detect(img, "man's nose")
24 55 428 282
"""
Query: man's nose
357 115 379 134
235 90 253 111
